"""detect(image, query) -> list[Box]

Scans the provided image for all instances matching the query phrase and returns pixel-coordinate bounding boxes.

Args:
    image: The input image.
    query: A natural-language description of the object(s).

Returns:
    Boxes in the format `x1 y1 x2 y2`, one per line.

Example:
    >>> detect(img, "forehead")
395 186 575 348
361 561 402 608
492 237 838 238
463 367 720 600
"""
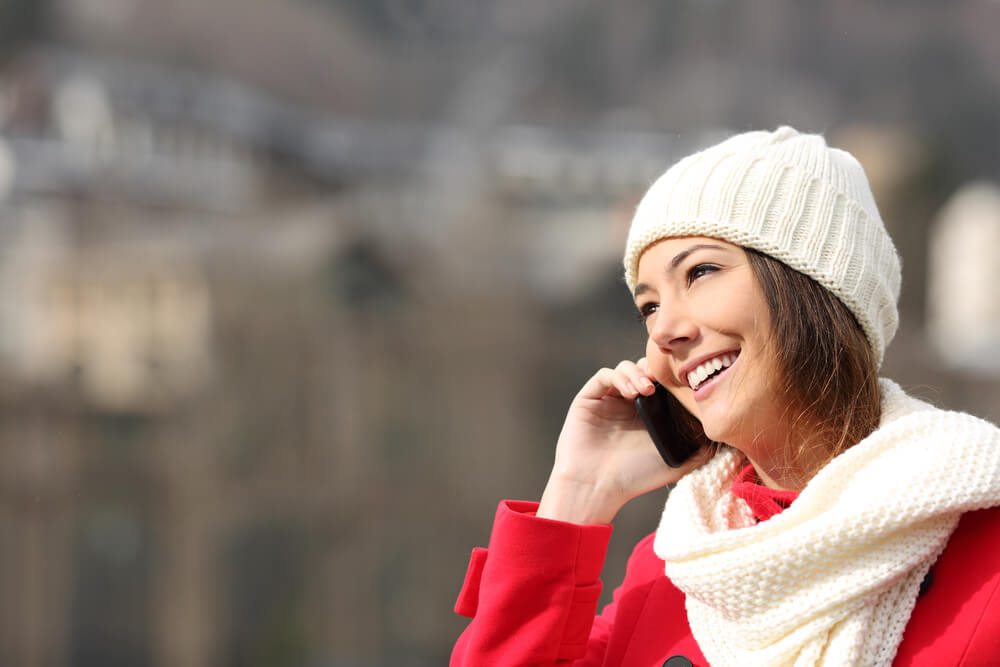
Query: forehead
637 236 741 273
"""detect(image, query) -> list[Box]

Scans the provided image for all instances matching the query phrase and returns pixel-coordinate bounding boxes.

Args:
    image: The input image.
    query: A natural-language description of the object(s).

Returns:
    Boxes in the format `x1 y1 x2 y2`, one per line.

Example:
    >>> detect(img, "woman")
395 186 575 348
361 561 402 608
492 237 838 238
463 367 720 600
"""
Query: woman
451 127 1000 666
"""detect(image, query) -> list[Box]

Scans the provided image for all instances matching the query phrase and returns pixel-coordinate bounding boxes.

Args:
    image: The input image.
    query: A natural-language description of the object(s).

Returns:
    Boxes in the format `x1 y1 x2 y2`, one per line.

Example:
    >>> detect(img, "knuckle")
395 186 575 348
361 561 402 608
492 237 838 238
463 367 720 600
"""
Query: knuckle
594 368 614 383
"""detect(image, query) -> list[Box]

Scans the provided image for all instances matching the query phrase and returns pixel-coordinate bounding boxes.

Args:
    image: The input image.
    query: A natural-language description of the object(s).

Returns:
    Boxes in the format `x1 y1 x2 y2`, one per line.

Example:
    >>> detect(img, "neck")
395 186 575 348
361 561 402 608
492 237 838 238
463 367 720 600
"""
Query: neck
713 403 839 491
748 460 805 491
739 426 830 492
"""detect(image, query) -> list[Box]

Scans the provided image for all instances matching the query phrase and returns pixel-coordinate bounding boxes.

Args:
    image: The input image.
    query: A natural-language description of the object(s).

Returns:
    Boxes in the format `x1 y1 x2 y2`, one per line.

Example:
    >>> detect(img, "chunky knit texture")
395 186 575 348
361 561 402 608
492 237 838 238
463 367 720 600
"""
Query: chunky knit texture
623 126 901 366
653 379 1000 667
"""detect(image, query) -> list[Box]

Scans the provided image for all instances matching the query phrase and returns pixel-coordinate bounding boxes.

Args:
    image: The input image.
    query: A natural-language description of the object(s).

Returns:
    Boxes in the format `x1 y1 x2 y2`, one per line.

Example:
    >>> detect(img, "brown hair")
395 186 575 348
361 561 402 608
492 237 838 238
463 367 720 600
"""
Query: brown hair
744 248 882 476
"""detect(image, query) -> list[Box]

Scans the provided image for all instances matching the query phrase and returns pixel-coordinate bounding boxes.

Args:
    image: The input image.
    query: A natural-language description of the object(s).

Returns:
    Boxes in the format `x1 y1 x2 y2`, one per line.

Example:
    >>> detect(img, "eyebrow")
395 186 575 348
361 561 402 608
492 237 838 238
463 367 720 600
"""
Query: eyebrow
633 243 727 298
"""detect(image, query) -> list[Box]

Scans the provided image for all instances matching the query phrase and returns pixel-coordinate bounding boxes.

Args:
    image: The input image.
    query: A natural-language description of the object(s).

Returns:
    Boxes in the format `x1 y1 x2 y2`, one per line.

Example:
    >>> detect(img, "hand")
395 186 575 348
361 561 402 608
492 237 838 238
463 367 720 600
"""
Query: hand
537 358 710 524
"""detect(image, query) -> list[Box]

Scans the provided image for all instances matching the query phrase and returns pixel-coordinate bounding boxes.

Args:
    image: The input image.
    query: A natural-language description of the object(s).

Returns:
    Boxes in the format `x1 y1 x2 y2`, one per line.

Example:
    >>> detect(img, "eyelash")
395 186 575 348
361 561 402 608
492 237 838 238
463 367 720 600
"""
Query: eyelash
686 263 718 285
636 302 658 323
635 264 719 323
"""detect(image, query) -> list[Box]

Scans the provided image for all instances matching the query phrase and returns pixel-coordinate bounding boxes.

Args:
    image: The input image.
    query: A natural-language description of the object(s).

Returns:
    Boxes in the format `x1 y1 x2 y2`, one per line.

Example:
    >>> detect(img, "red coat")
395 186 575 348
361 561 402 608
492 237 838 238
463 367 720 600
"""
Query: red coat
451 491 1000 666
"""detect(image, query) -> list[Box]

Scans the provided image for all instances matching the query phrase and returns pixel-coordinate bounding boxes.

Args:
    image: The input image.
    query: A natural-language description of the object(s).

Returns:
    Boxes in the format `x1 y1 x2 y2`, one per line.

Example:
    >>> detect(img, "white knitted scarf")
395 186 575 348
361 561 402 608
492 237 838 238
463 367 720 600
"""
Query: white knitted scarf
653 379 1000 666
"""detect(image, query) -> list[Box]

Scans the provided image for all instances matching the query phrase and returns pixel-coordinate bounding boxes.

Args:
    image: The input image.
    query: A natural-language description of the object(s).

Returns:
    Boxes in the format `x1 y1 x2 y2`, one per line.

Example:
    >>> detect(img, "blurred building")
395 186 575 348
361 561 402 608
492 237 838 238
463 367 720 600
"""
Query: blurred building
0 40 690 667
0 44 350 667
0 2 999 666
927 182 1000 376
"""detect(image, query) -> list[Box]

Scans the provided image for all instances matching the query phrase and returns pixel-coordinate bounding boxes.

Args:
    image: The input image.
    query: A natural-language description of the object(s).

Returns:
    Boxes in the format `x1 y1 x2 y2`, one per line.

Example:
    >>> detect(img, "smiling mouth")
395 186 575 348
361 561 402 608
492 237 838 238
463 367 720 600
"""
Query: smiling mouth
687 351 740 391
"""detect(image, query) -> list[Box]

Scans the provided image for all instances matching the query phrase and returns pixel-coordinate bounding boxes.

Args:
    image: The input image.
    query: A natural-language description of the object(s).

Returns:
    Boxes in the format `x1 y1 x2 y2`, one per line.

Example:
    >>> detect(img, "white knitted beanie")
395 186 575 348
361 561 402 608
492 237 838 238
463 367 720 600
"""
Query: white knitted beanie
623 126 901 366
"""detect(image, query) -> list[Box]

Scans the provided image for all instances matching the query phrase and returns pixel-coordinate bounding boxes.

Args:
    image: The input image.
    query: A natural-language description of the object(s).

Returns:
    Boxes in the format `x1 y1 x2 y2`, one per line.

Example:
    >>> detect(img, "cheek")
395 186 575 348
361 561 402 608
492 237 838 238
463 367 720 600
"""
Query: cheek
645 337 668 381
644 341 699 417
668 385 699 420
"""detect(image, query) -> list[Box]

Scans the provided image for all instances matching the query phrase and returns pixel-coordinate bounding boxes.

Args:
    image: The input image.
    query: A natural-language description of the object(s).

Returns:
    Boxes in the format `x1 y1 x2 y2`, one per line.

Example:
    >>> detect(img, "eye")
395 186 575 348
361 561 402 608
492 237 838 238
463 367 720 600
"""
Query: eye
686 263 719 285
636 301 659 323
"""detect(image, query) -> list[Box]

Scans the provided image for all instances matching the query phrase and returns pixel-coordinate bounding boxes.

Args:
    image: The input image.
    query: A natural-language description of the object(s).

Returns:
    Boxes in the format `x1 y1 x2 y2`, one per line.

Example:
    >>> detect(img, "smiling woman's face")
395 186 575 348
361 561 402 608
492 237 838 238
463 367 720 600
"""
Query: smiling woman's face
634 236 790 462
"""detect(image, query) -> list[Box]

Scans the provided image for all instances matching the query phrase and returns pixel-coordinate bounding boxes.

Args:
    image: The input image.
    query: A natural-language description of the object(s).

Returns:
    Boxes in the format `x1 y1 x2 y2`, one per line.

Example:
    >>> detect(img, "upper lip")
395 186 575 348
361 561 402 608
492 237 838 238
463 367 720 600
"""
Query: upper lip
676 348 741 384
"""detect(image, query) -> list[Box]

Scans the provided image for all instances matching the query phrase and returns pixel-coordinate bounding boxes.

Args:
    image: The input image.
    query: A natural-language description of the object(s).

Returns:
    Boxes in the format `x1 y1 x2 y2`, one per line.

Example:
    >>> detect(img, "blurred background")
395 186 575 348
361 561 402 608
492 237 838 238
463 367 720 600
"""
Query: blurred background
0 0 999 665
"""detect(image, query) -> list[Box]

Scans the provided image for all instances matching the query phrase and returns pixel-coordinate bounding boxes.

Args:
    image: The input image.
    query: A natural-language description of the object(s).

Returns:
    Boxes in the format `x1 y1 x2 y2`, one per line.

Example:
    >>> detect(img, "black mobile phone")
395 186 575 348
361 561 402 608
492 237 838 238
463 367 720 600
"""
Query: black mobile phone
634 383 701 468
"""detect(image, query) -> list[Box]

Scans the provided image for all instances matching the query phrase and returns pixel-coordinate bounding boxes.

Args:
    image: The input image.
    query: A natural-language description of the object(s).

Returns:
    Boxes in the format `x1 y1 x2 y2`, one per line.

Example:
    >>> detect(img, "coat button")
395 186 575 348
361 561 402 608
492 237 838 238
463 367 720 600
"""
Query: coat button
663 656 693 667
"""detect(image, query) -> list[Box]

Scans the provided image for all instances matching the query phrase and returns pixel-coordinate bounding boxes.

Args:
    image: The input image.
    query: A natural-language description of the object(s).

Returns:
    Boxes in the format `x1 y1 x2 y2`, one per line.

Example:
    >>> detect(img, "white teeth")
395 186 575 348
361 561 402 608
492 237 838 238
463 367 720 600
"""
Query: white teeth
686 352 738 390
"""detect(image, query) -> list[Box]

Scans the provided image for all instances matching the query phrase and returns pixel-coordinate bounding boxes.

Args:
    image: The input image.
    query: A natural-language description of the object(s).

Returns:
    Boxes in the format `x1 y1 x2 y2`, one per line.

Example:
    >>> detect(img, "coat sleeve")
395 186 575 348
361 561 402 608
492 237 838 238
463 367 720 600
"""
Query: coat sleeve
954 511 1000 666
895 507 1000 666
450 500 614 666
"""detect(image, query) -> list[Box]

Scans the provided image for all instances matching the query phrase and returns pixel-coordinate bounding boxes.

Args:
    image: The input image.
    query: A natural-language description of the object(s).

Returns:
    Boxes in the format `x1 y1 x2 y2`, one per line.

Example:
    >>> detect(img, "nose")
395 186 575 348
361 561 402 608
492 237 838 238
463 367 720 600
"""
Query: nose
649 301 698 351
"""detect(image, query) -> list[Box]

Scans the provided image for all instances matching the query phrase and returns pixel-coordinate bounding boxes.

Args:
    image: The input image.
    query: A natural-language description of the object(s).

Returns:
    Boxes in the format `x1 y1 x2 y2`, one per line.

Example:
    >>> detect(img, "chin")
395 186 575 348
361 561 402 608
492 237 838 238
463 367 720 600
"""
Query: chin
700 425 729 446
698 413 740 446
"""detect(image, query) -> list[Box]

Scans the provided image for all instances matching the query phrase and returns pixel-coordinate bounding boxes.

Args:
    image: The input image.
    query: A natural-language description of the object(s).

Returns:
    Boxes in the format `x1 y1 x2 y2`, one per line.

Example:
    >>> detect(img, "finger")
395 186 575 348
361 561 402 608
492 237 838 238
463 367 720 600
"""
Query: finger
616 359 656 396
582 367 638 400
635 357 659 384
607 366 642 399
